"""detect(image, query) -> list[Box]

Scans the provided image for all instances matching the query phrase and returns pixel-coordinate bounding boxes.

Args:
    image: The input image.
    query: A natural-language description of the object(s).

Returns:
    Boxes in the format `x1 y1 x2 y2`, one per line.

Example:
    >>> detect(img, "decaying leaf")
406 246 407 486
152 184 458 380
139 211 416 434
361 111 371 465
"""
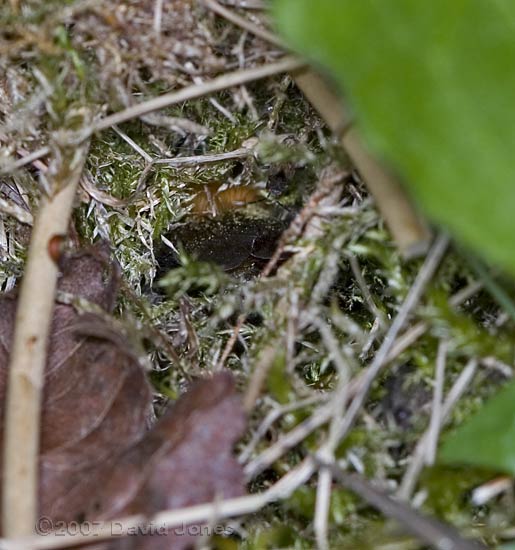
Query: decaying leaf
0 245 246 549
99 371 245 550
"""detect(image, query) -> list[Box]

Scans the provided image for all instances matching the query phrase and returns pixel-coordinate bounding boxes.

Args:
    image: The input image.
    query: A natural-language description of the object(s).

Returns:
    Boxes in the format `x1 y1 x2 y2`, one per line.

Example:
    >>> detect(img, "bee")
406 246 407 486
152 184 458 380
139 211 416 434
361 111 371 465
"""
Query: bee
190 182 259 216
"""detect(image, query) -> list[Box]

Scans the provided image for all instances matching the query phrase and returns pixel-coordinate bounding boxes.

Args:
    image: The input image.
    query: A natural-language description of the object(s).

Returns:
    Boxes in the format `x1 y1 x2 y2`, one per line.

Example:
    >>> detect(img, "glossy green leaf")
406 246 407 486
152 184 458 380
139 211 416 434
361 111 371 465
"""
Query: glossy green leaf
275 0 515 272
440 381 515 474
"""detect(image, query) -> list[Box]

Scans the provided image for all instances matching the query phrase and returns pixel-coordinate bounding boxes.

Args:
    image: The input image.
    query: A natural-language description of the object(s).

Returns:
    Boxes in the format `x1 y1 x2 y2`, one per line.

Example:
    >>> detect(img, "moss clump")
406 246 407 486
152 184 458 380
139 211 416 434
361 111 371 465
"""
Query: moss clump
3 2 515 549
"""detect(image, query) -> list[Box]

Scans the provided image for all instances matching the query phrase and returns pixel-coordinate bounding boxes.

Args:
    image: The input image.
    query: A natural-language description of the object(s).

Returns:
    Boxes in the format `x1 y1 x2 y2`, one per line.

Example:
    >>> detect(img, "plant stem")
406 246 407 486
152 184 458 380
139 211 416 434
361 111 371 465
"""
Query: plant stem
2 144 88 536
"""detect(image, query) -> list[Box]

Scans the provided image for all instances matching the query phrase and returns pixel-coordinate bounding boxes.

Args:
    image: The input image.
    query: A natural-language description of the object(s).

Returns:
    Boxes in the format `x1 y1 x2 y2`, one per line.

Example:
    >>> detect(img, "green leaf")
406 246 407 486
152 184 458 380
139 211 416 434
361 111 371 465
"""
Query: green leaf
274 0 515 272
440 381 515 474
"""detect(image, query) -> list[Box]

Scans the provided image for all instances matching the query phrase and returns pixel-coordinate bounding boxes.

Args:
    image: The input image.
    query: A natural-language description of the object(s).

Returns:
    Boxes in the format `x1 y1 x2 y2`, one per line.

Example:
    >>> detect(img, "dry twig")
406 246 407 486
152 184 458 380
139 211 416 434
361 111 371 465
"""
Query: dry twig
217 166 346 374
0 198 33 225
0 459 316 550
6 59 303 174
245 235 450 479
332 234 449 444
398 359 478 500
295 71 432 257
2 139 89 536
316 457 485 550
94 57 304 132
425 340 448 465
201 0 431 256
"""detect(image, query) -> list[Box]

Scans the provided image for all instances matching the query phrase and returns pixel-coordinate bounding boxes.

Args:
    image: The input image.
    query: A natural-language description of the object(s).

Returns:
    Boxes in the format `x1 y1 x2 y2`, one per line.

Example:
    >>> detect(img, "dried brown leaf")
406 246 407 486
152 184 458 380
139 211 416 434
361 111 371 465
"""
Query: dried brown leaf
0 245 246 549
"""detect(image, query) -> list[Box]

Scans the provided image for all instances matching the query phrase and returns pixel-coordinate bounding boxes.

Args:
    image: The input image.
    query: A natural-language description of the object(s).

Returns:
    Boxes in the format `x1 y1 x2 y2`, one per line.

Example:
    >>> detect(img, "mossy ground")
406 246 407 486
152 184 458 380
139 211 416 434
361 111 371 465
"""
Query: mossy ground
1 2 515 549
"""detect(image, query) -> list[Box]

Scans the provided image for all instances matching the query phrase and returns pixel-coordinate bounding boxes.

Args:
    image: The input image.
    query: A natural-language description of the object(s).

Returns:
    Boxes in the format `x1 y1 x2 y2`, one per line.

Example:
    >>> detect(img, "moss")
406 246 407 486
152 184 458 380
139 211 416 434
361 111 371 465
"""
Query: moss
4 3 515 547
421 465 491 523
267 351 291 404
240 524 313 549
206 109 260 153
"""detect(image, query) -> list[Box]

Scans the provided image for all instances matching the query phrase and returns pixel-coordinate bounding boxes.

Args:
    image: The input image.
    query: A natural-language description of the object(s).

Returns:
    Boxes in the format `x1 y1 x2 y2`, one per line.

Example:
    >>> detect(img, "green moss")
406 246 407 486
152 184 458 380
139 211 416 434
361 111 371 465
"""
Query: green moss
421 465 490 522
427 288 515 363
5 4 515 544
285 486 316 520
206 110 260 153
267 351 291 404
240 524 313 549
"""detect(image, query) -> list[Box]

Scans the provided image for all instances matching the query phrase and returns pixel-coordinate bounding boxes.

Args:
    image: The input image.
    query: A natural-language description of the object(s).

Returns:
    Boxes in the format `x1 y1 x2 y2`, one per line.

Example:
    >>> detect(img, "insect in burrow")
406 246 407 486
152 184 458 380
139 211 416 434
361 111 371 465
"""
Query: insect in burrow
190 182 260 216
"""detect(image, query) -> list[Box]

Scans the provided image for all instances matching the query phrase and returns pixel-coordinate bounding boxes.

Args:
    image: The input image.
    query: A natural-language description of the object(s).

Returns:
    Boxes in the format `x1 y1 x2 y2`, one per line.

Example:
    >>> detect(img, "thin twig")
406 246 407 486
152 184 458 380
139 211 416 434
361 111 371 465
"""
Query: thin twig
245 269 483 480
314 467 332 550
398 359 478 500
294 71 432 257
203 0 282 47
219 0 266 9
313 319 355 550
316 457 486 550
193 74 238 124
0 459 315 550
5 60 302 174
140 112 210 135
332 234 449 443
153 143 255 166
471 476 513 506
243 345 278 411
7 146 51 172
153 0 164 37
238 394 327 464
94 57 303 132
348 252 386 328
215 313 247 372
112 125 153 163
359 316 381 360
316 322 354 450
79 172 133 208
385 279 483 363
425 340 447 465
2 141 89 536
244 402 333 479
216 166 346 371
0 197 33 225
480 356 512 378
